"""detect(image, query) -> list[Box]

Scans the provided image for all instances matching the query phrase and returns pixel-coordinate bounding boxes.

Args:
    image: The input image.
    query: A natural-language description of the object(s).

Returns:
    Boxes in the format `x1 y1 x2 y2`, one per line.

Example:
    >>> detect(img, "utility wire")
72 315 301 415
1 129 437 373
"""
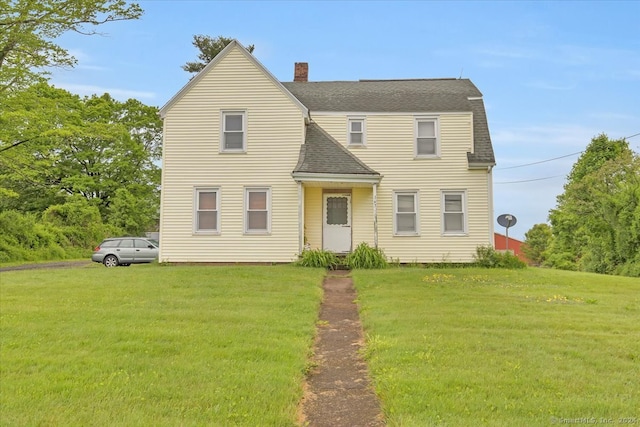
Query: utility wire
495 175 565 185
496 151 582 170
495 131 640 171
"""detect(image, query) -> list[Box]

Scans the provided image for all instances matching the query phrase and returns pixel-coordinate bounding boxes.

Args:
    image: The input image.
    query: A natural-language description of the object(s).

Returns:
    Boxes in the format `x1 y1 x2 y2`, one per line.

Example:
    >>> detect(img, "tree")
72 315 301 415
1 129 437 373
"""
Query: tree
0 0 143 94
547 134 640 275
182 35 254 74
523 223 552 266
0 83 161 233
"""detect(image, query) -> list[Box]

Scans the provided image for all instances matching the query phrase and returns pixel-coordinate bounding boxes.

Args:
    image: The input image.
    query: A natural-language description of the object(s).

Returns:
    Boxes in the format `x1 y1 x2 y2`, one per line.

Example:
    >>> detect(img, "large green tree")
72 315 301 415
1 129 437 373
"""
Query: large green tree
0 83 161 234
0 0 142 94
547 134 640 275
523 223 552 266
182 35 254 74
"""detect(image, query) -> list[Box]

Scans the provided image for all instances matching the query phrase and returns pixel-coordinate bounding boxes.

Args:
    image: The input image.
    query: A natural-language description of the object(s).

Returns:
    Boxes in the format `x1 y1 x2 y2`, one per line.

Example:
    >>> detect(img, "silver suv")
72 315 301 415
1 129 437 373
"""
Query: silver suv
91 237 159 267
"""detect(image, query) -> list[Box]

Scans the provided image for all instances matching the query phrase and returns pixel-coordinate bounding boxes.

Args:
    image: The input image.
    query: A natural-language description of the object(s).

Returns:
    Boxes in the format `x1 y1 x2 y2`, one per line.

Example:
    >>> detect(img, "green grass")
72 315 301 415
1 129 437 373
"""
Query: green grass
352 267 640 426
0 264 324 426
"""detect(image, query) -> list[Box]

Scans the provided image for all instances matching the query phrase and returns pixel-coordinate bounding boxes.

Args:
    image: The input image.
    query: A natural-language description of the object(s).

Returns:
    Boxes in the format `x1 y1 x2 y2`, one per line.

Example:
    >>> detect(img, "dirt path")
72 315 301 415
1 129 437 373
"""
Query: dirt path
0 260 92 272
298 270 384 427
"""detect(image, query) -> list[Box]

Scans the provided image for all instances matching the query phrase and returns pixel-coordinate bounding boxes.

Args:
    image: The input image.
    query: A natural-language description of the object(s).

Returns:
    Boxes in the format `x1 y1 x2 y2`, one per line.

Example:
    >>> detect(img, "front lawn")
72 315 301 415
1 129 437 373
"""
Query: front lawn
353 268 640 426
0 265 324 426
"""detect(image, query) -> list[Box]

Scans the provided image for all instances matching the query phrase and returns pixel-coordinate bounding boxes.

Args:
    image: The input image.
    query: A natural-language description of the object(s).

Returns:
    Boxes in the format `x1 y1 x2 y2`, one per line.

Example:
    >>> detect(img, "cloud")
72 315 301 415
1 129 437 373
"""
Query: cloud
52 82 156 101
492 124 601 149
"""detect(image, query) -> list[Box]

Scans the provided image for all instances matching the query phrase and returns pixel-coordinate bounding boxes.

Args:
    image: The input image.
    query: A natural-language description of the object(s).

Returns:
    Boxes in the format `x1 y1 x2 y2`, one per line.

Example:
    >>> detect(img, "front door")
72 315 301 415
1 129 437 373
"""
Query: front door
323 193 352 253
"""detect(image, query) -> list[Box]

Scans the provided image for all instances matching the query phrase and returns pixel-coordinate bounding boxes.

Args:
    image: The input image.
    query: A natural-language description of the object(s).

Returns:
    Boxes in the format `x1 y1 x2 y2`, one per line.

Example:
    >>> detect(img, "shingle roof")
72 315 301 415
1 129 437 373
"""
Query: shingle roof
293 122 381 176
283 79 495 166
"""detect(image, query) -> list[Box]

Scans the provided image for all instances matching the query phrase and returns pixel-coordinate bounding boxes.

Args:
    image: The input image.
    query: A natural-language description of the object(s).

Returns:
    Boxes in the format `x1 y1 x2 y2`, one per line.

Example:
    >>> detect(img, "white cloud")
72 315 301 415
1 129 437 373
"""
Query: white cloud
52 82 156 101
492 124 600 149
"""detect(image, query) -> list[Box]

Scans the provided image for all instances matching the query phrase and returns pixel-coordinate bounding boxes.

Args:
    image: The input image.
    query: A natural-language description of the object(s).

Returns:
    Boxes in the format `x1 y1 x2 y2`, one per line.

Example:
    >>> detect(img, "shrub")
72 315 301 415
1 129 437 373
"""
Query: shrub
473 245 526 269
345 242 388 269
296 248 339 269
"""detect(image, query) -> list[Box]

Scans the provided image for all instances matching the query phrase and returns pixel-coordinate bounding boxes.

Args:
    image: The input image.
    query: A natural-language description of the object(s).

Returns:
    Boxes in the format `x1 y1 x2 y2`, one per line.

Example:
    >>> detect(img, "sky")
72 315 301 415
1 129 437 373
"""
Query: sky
50 0 640 239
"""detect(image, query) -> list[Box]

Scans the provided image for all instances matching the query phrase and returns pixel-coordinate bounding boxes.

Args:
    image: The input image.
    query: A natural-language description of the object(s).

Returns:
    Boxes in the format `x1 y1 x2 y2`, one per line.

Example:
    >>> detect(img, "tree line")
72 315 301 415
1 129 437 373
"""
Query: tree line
524 134 640 277
0 0 237 262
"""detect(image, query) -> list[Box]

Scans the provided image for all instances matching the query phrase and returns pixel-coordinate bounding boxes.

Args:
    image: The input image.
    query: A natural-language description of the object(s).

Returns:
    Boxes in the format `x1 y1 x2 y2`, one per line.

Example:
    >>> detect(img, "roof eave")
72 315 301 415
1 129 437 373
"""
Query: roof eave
291 172 382 184
467 161 496 170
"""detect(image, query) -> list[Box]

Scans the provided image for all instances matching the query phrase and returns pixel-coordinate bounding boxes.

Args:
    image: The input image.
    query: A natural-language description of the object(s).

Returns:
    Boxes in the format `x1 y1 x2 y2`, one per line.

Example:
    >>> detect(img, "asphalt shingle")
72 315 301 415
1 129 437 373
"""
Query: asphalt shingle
283 79 495 166
293 122 381 176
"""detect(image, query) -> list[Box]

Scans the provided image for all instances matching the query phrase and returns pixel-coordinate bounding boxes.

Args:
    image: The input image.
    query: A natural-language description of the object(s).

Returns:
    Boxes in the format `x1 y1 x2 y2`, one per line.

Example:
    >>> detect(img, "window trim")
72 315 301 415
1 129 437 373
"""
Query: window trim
441 190 467 236
194 187 220 234
221 110 247 153
393 190 420 236
244 187 271 234
414 116 440 158
347 117 366 147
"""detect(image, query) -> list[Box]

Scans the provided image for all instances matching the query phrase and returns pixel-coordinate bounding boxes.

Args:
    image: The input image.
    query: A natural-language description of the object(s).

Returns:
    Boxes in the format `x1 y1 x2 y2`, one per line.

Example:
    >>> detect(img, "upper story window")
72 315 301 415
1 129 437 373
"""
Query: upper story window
222 111 246 152
393 190 419 236
245 187 271 234
442 190 466 235
195 188 219 233
348 118 365 146
415 117 439 157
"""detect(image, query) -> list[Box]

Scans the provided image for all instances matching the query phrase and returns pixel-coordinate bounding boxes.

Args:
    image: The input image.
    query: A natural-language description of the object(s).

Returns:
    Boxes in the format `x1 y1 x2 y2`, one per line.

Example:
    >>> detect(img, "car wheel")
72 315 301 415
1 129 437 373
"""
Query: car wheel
103 255 119 268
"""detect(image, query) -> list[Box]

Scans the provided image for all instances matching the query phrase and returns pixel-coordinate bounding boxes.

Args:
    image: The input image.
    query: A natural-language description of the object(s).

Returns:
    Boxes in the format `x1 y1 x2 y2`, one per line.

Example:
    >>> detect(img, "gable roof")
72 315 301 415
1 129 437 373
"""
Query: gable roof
292 122 381 182
159 40 308 119
283 79 495 166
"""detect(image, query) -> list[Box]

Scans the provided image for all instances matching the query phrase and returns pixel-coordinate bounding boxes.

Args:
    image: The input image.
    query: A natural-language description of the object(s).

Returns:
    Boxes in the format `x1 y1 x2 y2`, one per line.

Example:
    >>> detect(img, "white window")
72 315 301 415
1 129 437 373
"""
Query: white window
195 188 219 233
415 117 439 157
348 118 365 146
245 188 270 233
222 111 246 152
394 191 419 235
442 191 466 234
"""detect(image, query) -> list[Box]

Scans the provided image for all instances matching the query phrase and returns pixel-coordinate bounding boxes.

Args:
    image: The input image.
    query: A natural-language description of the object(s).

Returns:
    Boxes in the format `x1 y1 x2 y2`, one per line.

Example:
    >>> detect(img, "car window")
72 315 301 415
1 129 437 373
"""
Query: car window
134 239 151 248
119 239 134 248
100 240 120 248
148 239 159 247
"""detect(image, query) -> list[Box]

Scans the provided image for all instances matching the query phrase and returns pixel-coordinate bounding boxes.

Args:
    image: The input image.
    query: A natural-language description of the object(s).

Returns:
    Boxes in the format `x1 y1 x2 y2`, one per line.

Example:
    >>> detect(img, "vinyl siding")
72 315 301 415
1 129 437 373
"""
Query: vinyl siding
159 47 305 262
303 187 323 249
312 113 492 262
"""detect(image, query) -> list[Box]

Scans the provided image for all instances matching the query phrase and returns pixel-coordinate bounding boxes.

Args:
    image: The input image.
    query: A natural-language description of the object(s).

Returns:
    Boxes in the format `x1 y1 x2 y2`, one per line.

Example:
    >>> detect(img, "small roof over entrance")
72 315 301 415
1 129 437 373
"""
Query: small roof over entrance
292 122 382 185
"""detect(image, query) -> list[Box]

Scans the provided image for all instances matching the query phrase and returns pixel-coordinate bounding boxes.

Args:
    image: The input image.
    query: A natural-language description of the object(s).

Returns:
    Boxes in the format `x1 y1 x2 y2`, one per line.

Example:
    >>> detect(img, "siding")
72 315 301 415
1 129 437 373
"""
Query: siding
304 187 323 249
312 113 492 262
159 47 305 262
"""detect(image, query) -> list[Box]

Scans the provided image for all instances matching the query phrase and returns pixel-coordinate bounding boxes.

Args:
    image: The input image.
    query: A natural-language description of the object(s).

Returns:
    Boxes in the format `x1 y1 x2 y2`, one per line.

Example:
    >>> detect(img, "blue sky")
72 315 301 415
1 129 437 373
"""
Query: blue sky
50 0 640 239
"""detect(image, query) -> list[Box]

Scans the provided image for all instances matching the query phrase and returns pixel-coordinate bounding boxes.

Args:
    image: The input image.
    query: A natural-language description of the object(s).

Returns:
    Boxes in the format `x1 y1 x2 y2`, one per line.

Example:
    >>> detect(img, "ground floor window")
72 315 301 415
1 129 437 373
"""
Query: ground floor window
442 190 466 234
394 190 419 235
245 187 271 233
195 188 219 233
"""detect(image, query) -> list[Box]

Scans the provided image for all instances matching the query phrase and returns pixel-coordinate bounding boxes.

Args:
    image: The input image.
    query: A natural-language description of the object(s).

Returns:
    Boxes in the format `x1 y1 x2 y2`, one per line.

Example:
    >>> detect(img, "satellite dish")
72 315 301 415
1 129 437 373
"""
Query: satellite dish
497 214 517 228
497 214 517 251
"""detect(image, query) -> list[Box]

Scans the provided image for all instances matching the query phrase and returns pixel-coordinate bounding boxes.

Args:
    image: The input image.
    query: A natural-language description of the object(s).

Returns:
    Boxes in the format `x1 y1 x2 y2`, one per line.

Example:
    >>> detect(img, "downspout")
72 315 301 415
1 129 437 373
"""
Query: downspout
487 165 494 246
373 183 378 248
298 181 304 255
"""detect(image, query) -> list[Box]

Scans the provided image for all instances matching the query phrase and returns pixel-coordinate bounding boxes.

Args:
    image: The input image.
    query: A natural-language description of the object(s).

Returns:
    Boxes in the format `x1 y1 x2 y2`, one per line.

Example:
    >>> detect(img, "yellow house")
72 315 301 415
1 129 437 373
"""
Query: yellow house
158 41 496 263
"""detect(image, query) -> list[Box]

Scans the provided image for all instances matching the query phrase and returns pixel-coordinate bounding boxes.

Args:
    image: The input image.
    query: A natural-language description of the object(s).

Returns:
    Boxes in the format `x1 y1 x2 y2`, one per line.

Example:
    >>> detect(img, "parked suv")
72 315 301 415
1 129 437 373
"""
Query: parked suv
92 237 159 267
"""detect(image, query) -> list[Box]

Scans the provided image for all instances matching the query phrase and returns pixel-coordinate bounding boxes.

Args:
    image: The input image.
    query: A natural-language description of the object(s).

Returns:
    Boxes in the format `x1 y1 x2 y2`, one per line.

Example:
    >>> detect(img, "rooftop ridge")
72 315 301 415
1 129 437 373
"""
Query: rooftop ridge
359 78 460 82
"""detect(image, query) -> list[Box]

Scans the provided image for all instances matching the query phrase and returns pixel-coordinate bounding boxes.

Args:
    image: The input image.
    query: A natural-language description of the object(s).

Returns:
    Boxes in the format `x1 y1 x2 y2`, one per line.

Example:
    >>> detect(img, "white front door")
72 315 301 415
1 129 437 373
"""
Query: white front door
323 193 352 253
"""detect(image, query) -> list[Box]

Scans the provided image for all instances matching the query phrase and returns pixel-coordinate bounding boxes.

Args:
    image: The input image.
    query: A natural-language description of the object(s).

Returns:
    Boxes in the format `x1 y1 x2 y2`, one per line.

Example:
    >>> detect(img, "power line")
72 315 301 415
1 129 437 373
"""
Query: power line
495 132 640 171
495 175 565 185
496 151 582 170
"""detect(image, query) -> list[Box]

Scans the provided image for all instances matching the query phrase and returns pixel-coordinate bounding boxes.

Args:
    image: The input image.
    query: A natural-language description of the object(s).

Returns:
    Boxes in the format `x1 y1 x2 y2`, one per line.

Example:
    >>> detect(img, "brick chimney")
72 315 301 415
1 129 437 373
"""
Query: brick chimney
294 62 308 82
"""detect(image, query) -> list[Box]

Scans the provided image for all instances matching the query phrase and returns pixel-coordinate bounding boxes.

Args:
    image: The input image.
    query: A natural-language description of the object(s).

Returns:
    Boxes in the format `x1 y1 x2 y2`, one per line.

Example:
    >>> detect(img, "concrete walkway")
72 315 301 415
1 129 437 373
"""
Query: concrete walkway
298 270 384 426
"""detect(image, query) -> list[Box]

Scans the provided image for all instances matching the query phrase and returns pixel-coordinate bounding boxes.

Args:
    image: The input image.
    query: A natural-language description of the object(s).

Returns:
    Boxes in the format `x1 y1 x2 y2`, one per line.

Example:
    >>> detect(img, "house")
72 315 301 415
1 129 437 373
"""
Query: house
158 40 496 263
494 233 530 264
